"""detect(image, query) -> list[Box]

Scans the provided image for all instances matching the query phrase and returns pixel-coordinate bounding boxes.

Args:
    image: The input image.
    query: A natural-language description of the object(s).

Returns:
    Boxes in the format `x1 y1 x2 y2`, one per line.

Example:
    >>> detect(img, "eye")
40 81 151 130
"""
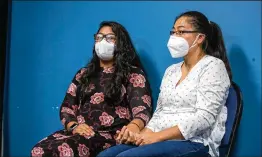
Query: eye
176 31 184 35
95 34 103 41
106 34 116 41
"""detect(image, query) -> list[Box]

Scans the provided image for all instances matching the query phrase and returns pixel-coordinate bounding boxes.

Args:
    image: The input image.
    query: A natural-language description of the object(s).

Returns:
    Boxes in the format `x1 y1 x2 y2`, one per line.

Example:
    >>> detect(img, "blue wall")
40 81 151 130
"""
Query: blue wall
4 1 261 156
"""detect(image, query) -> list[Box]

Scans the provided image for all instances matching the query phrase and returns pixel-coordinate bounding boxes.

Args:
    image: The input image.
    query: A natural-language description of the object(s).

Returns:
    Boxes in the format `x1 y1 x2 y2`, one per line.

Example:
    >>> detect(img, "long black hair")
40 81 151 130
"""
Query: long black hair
80 21 148 104
175 11 232 81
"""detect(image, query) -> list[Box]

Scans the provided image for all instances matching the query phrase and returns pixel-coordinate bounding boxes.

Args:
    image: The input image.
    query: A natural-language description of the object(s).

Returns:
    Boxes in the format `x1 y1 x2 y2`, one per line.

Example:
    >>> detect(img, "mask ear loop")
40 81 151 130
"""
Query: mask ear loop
189 34 200 49
189 33 205 49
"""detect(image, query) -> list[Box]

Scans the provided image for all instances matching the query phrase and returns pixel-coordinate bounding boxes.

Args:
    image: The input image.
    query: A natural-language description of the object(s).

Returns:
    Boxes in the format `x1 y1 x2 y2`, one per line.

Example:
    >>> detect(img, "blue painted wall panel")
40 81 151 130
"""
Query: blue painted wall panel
4 1 261 156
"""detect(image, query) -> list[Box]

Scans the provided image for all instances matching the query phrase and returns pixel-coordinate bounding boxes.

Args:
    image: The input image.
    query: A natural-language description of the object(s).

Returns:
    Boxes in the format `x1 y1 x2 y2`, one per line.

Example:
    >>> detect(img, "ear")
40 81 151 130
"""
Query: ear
197 34 206 44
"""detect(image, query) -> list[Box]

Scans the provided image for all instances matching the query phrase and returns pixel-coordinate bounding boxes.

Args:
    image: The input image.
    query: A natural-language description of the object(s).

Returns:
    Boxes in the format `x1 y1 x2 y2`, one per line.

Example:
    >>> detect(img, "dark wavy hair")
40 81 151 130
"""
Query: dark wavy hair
175 11 232 81
79 21 148 104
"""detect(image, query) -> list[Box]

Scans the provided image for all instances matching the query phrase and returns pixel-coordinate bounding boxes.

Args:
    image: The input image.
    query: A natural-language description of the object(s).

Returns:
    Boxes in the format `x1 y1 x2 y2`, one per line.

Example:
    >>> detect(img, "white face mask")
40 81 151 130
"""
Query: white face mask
167 34 200 58
95 39 115 61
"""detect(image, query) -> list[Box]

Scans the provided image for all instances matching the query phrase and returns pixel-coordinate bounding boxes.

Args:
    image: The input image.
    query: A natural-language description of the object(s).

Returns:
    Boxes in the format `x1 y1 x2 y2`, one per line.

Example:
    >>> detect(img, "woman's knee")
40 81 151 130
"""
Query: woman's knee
31 138 52 157
31 145 46 157
97 148 117 157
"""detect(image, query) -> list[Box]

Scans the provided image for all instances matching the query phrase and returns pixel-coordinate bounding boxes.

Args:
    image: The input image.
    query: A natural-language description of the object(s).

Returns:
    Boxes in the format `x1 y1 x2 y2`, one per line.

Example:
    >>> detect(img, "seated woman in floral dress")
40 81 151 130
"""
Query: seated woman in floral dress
31 21 152 157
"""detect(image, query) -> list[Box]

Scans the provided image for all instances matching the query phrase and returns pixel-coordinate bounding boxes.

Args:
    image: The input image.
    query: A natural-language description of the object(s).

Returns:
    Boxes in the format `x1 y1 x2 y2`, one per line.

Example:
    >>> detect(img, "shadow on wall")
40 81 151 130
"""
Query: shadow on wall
133 36 162 111
228 44 261 156
137 49 161 111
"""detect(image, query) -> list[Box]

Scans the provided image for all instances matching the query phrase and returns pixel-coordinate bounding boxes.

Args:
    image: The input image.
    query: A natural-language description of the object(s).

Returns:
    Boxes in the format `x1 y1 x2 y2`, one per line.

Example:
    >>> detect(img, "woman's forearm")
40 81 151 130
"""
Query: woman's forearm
157 126 184 141
66 121 78 130
129 119 145 131
140 127 153 134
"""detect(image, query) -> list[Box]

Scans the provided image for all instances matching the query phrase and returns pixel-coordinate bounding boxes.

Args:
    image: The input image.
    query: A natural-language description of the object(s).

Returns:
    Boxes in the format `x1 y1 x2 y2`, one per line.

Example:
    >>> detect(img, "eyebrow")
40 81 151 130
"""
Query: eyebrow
97 33 115 36
172 25 185 29
97 33 115 35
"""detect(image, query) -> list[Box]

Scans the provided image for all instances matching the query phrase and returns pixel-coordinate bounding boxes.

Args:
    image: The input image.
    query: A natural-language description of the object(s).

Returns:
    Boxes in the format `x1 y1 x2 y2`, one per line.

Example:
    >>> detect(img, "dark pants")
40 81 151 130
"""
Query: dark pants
97 140 210 157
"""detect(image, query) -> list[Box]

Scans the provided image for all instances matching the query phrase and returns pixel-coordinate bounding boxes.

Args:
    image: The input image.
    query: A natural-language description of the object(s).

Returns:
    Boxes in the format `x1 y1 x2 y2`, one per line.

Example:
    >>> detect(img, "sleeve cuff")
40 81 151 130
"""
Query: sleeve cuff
145 126 155 132
133 117 147 128
64 118 77 130
177 124 191 140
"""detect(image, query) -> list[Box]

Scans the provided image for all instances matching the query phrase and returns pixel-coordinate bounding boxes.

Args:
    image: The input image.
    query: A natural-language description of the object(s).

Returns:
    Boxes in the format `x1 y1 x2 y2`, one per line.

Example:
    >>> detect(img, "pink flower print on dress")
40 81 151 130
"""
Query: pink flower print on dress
31 147 44 157
100 132 112 139
87 84 95 92
53 134 70 140
115 106 130 119
136 113 149 124
77 144 90 157
132 106 146 115
61 107 75 116
67 83 77 96
90 92 104 104
129 73 146 88
99 112 114 126
58 143 74 157
103 67 115 73
75 68 87 82
141 95 151 107
77 115 85 124
72 105 79 113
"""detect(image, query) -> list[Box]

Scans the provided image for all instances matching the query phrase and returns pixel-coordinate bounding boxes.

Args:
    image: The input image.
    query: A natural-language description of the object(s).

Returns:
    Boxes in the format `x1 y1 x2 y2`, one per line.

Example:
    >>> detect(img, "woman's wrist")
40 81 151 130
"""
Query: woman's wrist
67 121 78 130
127 122 141 133
141 127 153 134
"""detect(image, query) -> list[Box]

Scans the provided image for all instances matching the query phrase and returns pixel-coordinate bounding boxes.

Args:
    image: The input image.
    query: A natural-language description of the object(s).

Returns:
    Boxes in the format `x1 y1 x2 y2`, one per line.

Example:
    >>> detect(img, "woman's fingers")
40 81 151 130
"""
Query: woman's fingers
136 138 144 146
139 142 144 146
126 131 136 144
78 128 90 136
116 126 127 141
73 124 94 137
120 129 129 144
82 124 95 135
124 131 134 144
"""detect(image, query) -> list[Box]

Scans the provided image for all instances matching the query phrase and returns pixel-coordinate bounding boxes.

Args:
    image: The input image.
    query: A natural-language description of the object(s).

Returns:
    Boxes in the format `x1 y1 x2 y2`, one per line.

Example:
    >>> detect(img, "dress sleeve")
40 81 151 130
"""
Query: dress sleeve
126 67 153 127
59 68 86 129
176 60 230 139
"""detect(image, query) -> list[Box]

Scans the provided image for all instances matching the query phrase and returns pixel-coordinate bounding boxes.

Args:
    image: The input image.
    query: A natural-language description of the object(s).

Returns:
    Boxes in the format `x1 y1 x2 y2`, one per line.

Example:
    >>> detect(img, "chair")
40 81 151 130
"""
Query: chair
219 81 243 157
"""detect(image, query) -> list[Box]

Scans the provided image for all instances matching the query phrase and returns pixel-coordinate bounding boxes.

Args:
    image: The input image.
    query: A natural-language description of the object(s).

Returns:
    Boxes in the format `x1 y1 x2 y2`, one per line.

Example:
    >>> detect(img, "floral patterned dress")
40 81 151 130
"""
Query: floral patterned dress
31 66 152 157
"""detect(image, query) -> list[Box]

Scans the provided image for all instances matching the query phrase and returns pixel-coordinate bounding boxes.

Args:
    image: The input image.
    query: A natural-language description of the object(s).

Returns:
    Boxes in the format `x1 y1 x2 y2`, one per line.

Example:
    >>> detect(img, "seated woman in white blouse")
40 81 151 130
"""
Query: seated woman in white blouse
97 11 232 157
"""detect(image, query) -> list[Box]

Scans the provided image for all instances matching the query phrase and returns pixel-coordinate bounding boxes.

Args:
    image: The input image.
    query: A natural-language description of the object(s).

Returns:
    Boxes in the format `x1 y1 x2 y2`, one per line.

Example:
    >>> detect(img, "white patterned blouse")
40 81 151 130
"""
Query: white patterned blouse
146 55 230 157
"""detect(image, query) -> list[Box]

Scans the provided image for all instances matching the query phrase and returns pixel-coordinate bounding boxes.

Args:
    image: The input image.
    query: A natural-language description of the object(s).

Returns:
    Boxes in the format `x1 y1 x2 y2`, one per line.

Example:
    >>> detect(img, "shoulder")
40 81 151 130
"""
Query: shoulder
164 61 183 76
74 67 87 76
204 55 224 65
199 55 230 85
128 66 148 84
201 55 226 72
73 67 87 82
130 66 146 75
